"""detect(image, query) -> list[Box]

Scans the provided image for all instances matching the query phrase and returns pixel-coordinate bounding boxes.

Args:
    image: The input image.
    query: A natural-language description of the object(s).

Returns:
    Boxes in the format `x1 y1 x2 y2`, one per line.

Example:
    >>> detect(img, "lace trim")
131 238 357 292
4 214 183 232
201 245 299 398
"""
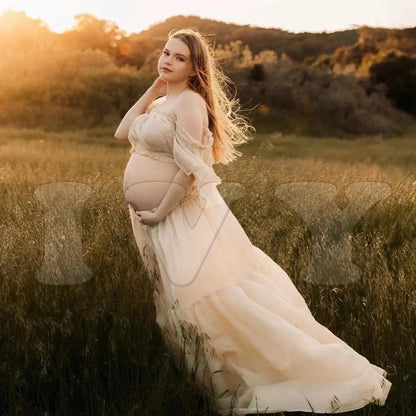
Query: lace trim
149 108 214 146
130 145 176 164
130 107 214 141
148 107 176 121
130 112 151 127
175 123 213 149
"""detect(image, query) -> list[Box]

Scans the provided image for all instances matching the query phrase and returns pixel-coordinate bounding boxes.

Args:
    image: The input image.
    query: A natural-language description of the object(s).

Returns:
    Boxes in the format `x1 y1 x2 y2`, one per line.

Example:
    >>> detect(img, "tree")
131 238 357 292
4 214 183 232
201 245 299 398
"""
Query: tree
250 64 265 82
0 10 53 51
61 13 124 55
369 52 416 115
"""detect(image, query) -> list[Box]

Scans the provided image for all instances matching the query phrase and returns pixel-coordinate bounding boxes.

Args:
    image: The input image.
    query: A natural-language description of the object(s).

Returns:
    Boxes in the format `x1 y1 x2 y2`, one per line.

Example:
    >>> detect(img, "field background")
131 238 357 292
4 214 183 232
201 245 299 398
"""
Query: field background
1 9 416 416
1 126 415 415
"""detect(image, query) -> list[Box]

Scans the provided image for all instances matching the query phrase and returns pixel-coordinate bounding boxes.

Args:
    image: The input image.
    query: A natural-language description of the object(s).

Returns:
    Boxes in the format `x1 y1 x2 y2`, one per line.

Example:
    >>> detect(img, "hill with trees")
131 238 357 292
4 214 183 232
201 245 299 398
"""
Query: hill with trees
0 10 415 137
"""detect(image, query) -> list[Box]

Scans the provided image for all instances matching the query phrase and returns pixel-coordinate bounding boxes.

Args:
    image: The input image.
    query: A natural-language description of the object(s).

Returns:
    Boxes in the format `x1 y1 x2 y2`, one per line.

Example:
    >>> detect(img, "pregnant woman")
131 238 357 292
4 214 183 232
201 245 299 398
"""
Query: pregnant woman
114 28 391 415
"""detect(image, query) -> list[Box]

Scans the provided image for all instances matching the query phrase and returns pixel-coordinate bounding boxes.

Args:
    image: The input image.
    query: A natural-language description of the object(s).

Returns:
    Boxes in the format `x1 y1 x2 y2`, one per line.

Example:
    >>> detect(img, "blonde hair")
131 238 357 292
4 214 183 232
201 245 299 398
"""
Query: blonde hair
168 28 255 165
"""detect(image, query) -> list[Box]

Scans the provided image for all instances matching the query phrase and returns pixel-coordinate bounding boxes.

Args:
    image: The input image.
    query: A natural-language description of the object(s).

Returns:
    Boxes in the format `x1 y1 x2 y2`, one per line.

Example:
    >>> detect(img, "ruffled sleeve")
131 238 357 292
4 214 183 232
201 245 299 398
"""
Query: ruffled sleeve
173 120 222 202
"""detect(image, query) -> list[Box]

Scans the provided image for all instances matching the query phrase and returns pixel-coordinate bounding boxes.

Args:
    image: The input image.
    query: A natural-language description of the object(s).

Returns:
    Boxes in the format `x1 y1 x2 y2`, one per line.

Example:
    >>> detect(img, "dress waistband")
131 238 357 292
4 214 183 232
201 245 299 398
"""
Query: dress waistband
130 145 176 164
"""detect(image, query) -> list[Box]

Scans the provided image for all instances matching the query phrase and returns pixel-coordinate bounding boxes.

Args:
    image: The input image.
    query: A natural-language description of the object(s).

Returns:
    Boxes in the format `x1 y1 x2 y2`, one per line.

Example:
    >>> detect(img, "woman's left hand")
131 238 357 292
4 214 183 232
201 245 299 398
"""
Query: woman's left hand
135 208 164 227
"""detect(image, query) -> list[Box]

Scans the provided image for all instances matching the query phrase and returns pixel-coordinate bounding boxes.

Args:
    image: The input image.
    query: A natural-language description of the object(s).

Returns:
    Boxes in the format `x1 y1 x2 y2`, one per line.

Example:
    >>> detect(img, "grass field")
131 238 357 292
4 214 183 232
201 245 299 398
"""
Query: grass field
0 126 415 415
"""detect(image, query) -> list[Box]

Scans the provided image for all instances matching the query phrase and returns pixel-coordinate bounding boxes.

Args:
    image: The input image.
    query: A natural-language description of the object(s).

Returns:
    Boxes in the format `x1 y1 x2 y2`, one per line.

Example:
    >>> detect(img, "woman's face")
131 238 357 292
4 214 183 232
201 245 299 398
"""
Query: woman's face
158 38 195 84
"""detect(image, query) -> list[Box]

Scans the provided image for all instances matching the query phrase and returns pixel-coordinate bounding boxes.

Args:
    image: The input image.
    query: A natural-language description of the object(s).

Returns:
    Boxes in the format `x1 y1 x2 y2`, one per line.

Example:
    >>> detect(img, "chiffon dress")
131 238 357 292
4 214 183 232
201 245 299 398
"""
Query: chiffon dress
124 104 392 415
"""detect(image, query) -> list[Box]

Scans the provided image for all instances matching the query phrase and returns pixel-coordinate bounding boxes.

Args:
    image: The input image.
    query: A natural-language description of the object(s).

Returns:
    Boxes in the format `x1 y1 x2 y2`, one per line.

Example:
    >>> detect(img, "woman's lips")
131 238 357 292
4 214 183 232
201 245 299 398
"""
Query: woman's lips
161 67 172 72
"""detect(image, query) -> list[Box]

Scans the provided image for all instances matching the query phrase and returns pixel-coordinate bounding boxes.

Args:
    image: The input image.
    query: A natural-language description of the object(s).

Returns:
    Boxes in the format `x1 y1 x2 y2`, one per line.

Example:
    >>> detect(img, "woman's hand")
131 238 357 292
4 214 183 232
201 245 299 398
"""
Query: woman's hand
135 208 165 227
148 76 167 97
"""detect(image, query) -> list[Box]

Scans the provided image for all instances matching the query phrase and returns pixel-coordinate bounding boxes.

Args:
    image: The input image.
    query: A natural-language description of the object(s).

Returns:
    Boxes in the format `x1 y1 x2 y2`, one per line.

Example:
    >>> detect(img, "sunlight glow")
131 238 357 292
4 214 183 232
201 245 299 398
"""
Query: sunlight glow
0 0 415 35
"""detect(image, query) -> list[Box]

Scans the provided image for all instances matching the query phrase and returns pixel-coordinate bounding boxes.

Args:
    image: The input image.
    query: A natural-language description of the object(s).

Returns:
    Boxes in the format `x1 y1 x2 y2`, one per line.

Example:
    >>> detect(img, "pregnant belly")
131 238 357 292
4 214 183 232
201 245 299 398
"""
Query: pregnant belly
123 153 181 211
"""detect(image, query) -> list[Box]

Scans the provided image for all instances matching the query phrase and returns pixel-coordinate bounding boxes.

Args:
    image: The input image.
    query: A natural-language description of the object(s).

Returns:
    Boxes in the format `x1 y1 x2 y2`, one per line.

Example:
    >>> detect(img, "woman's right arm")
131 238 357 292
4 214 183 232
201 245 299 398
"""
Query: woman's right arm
113 77 167 141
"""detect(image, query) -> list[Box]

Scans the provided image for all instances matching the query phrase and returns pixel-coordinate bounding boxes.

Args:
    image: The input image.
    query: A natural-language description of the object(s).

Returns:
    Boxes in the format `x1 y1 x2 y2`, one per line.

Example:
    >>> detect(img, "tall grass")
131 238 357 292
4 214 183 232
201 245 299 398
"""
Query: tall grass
0 127 415 415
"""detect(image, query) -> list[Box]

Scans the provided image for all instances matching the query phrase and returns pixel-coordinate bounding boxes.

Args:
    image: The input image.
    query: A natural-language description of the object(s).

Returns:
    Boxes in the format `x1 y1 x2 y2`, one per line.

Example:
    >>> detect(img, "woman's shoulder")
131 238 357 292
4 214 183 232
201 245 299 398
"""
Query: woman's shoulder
150 90 205 111
148 90 208 128
175 90 209 126
177 89 206 108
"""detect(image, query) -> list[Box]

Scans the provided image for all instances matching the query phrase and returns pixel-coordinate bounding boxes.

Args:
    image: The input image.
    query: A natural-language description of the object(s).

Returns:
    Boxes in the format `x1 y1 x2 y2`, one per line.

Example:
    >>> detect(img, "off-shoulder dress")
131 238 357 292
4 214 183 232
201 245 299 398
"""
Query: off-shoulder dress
123 103 392 415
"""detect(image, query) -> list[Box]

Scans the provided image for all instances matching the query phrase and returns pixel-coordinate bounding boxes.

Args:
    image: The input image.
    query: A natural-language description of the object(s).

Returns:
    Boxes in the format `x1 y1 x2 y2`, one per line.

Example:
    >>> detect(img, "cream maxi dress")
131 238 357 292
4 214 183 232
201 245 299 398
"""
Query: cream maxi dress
124 105 392 415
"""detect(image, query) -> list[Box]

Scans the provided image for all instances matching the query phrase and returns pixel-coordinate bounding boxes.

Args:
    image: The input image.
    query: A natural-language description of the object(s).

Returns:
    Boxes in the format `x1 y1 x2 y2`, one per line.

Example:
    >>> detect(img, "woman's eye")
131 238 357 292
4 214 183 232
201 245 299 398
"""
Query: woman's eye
162 51 183 61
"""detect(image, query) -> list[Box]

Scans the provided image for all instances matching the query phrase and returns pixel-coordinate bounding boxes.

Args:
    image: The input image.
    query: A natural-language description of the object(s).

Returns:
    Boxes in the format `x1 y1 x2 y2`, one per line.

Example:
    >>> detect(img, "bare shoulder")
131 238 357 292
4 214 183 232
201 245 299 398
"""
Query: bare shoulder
175 90 208 125
177 90 205 107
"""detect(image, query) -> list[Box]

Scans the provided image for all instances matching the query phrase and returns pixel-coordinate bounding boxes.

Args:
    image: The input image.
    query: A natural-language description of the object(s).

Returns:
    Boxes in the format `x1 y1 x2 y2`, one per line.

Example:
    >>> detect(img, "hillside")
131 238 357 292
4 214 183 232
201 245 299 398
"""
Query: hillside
0 10 415 136
134 14 360 62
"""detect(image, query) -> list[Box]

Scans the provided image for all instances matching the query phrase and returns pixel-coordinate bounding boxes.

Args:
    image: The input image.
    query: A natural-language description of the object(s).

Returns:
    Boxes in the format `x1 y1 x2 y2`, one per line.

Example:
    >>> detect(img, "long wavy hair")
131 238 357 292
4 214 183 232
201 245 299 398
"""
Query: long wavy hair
168 28 255 165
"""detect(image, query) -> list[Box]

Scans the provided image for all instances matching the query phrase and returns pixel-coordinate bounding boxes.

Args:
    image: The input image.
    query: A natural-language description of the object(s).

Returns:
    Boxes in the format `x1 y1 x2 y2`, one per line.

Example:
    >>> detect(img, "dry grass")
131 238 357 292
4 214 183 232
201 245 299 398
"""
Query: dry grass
0 127 415 415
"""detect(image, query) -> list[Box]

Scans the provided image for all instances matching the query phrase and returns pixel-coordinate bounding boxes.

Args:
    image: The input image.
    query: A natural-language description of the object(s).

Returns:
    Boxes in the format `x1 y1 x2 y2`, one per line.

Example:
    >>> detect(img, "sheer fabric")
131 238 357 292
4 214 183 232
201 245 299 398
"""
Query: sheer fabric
124 106 391 415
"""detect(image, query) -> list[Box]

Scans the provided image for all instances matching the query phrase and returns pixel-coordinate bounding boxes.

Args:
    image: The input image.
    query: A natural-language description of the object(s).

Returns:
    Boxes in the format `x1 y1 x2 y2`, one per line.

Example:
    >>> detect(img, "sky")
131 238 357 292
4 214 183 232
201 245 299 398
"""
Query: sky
1 0 415 35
